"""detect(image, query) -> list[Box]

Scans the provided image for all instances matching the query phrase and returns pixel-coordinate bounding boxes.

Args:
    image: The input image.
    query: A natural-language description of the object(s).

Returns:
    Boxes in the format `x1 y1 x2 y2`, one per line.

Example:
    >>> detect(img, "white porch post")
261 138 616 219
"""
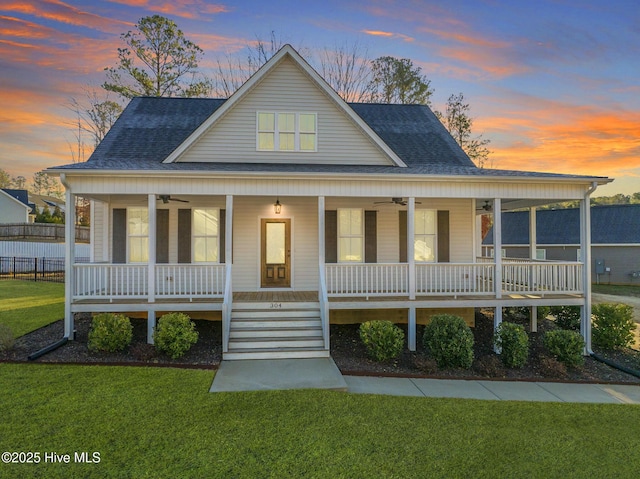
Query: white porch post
529 207 538 332
225 195 233 266
408 306 416 351
493 198 502 299
63 179 75 339
408 197 415 300
494 306 503 353
580 194 592 353
147 194 156 343
318 196 325 269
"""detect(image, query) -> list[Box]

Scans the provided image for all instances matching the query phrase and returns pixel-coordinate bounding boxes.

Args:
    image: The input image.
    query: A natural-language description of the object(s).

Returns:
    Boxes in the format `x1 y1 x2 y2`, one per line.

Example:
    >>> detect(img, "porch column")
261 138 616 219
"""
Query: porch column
225 195 233 266
408 197 416 300
318 196 325 268
408 306 416 351
529 207 538 332
580 194 592 352
147 194 156 343
63 177 75 339
494 306 503 353
493 198 502 299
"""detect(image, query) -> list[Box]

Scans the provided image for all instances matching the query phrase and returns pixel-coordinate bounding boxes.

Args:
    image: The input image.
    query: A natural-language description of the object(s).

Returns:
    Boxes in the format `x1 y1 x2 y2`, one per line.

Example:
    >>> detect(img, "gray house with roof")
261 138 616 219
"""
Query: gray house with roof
0 188 33 223
49 45 611 360
483 205 640 285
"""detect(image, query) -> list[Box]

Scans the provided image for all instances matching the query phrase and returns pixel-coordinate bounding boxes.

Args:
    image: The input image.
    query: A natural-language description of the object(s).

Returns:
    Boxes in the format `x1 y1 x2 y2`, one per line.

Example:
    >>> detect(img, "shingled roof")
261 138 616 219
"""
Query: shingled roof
483 205 640 245
50 96 606 181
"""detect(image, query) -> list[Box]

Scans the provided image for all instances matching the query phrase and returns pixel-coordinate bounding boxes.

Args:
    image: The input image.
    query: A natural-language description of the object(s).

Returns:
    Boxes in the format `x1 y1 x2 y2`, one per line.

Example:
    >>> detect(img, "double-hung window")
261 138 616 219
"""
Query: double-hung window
338 208 363 262
414 209 436 262
193 208 219 263
128 207 149 263
257 112 316 151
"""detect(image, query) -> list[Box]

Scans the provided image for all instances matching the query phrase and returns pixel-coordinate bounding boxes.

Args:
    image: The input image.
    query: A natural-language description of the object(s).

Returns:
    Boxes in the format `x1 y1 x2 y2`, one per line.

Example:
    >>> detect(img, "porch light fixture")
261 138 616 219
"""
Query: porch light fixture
274 198 282 214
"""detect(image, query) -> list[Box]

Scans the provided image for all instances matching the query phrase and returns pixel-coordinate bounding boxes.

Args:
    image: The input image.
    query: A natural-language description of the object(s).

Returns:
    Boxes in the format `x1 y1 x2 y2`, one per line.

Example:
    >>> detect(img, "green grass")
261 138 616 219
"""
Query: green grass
0 281 64 337
1 364 640 478
593 284 640 298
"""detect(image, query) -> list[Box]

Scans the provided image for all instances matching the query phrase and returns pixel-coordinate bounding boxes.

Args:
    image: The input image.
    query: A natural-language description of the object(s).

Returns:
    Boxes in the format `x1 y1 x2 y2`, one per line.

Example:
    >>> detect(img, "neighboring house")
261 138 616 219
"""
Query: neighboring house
29 193 65 215
483 205 640 285
49 45 611 360
0 188 32 223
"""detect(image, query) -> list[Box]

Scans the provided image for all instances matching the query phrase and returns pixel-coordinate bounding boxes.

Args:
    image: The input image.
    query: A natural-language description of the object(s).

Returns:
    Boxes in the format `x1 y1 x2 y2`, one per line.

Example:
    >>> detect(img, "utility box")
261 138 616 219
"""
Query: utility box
595 259 605 275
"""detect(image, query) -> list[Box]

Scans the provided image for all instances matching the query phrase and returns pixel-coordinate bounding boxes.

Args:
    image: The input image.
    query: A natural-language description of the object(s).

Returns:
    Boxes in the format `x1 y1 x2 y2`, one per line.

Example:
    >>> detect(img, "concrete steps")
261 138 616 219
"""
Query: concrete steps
226 301 327 360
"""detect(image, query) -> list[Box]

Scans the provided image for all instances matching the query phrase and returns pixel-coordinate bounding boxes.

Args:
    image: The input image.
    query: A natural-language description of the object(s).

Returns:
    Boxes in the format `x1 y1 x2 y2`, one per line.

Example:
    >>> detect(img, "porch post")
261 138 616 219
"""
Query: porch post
529 207 537 260
318 196 325 267
494 306 503 353
63 178 75 339
147 194 156 343
493 198 502 299
225 195 233 266
408 306 416 351
580 194 592 352
408 197 415 300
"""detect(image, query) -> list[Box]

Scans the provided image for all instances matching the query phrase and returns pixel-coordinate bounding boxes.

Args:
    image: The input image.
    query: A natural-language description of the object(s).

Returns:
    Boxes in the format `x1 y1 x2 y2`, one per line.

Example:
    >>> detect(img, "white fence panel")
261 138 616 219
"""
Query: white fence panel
0 241 90 260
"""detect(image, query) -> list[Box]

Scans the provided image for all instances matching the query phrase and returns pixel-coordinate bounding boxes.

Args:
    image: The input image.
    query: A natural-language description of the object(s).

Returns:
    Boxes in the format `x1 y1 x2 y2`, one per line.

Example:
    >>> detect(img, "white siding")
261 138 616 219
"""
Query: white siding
232 196 319 291
66 174 595 202
0 193 29 223
178 57 393 166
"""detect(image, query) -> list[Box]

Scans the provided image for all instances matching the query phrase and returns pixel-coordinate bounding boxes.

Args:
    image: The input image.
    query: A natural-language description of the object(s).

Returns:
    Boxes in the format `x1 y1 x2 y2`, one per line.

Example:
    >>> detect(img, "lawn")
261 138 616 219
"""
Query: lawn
0 280 64 337
593 284 640 298
1 364 639 478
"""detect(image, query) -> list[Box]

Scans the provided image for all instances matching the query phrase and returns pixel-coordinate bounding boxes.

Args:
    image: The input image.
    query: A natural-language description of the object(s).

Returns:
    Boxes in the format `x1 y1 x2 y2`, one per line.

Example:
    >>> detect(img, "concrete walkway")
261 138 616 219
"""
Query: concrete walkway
210 358 640 403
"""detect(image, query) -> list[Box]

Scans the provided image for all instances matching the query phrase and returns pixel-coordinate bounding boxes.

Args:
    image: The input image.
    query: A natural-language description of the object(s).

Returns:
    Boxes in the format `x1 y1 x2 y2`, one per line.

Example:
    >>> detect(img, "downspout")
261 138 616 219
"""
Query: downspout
582 181 597 355
29 173 73 360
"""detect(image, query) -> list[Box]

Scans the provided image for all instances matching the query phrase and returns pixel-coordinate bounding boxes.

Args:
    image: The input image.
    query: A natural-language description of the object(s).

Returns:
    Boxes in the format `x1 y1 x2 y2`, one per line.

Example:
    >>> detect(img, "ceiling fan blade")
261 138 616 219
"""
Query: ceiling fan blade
170 198 189 203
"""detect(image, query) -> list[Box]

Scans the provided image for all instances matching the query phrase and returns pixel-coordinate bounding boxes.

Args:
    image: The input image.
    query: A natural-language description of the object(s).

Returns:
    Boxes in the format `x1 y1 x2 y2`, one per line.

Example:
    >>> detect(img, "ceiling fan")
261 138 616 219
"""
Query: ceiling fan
477 200 492 212
157 195 189 204
373 197 422 206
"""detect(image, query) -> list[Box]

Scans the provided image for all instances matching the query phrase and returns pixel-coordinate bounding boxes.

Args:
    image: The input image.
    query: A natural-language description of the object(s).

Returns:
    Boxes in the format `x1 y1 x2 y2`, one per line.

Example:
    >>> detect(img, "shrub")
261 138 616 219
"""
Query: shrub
543 329 585 368
550 306 581 331
493 322 529 368
0 324 15 352
537 306 551 320
87 313 133 352
423 314 474 369
592 303 636 350
154 313 199 359
359 320 404 362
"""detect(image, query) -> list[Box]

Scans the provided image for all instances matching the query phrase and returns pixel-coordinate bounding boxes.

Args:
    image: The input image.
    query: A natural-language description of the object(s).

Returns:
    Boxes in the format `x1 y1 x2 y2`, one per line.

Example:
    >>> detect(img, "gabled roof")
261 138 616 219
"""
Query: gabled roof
483 205 640 245
162 45 406 167
1 188 32 211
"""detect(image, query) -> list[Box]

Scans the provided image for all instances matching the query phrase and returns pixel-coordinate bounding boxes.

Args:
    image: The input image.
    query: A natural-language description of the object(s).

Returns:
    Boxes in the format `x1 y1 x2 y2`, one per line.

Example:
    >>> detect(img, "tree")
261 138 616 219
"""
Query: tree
0 168 12 188
319 41 372 102
12 176 26 189
365 56 434 105
436 93 491 168
103 15 212 99
32 170 63 198
68 89 123 149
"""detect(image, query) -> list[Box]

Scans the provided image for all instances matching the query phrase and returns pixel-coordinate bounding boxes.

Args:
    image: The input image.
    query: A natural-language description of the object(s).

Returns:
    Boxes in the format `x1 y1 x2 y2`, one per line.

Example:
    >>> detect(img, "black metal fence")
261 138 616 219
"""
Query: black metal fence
0 256 87 283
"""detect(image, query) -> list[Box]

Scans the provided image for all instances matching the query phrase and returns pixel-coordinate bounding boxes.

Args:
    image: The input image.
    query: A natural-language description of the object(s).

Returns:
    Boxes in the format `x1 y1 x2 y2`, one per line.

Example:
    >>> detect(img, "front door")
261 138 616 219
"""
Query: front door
261 218 291 288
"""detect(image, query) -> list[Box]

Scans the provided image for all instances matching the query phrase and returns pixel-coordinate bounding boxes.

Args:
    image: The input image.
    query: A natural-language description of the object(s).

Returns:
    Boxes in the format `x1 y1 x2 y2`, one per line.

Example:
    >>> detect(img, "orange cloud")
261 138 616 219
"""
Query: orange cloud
106 0 229 20
362 29 414 42
482 100 640 179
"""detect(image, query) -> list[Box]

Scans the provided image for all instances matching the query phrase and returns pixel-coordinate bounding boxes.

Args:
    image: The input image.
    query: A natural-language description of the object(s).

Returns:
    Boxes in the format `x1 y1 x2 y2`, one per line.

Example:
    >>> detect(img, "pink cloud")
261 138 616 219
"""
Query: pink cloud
106 0 229 20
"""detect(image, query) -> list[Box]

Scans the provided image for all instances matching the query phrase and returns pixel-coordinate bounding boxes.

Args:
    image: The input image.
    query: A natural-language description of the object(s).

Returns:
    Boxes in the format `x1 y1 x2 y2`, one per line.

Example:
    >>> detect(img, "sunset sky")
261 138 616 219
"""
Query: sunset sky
1 0 638 195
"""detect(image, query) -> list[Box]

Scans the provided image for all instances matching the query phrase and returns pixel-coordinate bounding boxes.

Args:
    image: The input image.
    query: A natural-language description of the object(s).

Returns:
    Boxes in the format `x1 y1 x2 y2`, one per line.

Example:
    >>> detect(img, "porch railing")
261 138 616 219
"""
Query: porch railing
325 261 583 298
326 263 408 297
73 263 227 300
415 263 495 296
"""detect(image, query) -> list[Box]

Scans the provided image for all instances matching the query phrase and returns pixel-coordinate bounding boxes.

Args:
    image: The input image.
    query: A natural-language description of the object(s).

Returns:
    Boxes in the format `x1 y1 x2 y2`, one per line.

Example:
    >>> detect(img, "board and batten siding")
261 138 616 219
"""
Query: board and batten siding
176 56 393 166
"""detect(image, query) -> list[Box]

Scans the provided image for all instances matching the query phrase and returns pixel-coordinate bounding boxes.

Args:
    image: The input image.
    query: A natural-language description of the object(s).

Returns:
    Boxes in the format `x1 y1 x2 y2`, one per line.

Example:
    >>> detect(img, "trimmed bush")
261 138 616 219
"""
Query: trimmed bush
423 314 474 369
543 329 585 368
550 306 581 331
0 324 15 352
493 322 529 368
592 303 635 350
88 313 133 353
359 320 404 362
154 313 199 359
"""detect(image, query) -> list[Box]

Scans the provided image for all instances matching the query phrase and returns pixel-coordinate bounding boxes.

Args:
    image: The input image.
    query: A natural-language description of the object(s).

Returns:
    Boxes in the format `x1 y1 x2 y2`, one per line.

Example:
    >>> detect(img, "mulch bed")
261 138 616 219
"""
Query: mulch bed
2 310 640 384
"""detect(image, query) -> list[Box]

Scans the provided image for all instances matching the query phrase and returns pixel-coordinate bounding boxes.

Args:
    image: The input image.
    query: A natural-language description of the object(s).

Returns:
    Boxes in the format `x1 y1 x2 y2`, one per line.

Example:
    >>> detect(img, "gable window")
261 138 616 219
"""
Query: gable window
414 209 436 262
257 112 316 151
338 208 363 262
193 208 219 262
128 207 149 263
